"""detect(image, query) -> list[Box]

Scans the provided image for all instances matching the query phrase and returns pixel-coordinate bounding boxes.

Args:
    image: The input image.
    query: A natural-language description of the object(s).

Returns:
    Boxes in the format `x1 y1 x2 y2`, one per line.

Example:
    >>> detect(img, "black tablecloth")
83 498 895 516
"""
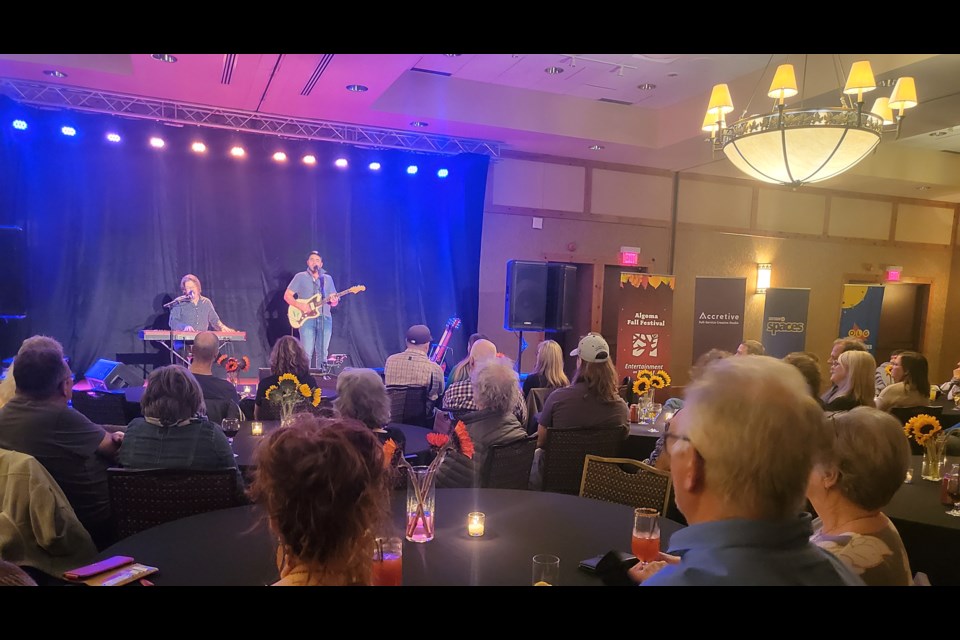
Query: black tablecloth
96 489 682 586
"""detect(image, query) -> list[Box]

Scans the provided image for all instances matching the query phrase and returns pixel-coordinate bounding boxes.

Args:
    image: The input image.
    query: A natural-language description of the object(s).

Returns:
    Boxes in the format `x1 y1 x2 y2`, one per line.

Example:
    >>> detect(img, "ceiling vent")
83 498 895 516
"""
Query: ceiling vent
301 54 335 96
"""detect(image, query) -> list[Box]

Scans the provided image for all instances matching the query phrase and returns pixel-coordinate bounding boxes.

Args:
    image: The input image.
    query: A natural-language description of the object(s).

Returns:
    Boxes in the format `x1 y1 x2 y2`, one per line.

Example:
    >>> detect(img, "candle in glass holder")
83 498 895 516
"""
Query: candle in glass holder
467 512 485 537
251 421 263 436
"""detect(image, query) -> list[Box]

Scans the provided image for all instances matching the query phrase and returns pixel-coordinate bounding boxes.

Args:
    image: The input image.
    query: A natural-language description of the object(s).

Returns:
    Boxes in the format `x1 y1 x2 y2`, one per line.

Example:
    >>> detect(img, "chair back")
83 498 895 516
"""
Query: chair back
890 405 944 455
203 399 242 424
482 434 538 489
541 425 628 495
71 389 129 425
107 467 241 540
386 385 431 427
579 455 672 513
524 387 553 435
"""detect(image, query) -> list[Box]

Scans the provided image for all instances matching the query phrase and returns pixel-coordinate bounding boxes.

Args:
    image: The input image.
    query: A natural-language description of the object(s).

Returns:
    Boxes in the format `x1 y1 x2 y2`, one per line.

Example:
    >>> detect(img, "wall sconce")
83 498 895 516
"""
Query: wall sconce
884 265 903 282
756 263 772 293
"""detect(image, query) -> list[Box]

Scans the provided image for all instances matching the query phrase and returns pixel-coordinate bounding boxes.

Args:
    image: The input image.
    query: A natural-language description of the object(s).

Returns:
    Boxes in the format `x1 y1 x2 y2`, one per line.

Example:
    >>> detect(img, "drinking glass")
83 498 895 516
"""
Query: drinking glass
221 418 240 444
632 508 661 564
947 469 960 517
532 554 560 586
371 537 403 586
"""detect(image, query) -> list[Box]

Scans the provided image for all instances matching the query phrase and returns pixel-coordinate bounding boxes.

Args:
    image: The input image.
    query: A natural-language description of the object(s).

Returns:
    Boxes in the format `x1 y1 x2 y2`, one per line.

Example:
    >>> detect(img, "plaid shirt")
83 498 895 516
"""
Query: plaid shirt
441 379 527 424
384 349 444 401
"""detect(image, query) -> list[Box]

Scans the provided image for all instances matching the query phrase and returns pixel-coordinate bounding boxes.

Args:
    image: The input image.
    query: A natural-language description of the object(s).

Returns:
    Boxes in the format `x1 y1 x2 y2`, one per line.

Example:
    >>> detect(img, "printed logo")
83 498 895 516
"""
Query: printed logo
633 333 659 357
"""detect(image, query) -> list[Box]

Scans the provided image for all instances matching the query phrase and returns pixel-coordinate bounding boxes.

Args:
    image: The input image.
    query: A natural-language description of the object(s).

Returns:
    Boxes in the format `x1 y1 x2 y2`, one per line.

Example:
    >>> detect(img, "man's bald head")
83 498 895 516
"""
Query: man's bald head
191 331 220 365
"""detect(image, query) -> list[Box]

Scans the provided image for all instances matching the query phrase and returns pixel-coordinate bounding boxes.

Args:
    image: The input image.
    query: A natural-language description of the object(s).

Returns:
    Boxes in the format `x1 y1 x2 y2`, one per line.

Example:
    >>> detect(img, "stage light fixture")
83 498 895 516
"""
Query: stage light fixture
437 168 449 178
105 133 121 143
191 142 207 153
61 126 76 136
229 146 245 158
368 162 381 171
334 158 348 168
406 165 419 175
273 151 288 162
12 119 27 130
302 155 317 165
149 137 165 148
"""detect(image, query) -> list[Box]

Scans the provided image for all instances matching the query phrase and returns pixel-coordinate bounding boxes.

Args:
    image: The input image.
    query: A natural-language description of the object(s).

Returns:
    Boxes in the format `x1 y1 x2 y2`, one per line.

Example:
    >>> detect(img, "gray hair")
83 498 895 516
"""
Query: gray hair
681 355 830 520
821 407 910 511
334 368 390 430
471 358 519 413
141 365 206 426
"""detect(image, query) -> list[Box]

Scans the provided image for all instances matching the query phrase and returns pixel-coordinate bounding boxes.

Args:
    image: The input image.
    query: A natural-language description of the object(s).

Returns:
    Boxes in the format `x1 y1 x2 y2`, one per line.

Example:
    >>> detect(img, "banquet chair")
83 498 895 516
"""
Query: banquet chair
890 405 944 455
541 425 628 495
387 385 431 428
481 434 538 490
579 455 672 514
71 389 129 426
107 467 244 541
524 388 553 435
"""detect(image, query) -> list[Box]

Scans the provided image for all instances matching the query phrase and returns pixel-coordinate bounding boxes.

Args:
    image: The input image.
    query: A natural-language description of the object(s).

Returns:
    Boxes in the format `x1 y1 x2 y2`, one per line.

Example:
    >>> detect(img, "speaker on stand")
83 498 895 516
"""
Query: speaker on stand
504 260 578 370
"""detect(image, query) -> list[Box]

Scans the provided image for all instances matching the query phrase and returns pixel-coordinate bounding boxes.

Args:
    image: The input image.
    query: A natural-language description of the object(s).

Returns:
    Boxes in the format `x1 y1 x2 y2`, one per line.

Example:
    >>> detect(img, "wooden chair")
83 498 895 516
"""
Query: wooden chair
579 455 672 514
481 434 538 490
107 467 243 541
386 385 431 427
541 425 628 495
891 405 944 455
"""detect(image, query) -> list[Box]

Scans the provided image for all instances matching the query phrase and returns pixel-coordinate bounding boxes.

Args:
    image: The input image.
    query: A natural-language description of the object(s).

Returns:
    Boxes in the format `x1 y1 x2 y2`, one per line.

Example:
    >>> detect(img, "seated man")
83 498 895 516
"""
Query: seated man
875 350 903 396
441 339 526 424
384 324 445 408
189 331 241 424
938 357 960 401
735 339 765 356
0 338 122 550
634 356 863 586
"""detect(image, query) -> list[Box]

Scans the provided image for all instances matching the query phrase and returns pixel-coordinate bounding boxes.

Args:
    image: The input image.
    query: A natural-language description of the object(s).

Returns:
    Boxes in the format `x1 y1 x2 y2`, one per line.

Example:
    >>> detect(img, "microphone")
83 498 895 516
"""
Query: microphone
163 294 191 308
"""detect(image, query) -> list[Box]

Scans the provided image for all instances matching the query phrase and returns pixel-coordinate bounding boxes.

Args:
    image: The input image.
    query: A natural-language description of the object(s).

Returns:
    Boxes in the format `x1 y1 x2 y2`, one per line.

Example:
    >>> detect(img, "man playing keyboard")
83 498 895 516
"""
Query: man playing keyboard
169 274 235 332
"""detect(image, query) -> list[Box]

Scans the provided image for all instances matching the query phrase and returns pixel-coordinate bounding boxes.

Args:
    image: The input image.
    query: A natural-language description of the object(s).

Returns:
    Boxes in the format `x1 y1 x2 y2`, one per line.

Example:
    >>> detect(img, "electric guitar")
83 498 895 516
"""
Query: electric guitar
288 285 366 329
429 316 462 370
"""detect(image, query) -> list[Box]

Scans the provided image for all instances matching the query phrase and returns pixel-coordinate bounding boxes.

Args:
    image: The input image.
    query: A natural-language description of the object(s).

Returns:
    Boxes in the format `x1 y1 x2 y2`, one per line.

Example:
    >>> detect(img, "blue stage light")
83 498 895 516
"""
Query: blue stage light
61 126 77 136
437 168 449 178
368 162 381 171
406 165 419 175
12 119 27 131
106 133 121 143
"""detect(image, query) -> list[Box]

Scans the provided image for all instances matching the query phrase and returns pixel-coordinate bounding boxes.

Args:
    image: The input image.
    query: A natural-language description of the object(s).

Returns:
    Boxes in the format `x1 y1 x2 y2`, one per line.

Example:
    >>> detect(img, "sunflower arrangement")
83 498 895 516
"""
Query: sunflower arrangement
903 414 942 446
633 370 654 396
265 373 322 423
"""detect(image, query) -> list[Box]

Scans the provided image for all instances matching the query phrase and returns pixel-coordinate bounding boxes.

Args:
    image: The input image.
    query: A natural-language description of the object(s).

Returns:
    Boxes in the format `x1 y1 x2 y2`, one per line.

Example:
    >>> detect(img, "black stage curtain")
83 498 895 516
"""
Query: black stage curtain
0 97 487 374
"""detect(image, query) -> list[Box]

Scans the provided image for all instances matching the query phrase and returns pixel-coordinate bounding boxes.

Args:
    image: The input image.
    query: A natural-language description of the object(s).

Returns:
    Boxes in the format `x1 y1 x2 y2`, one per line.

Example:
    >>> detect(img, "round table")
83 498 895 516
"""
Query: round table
96 489 682 585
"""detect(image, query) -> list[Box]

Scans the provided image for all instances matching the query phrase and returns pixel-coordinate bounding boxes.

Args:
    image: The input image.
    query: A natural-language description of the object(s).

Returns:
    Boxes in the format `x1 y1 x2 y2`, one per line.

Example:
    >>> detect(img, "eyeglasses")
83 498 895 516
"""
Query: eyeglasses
664 432 693 447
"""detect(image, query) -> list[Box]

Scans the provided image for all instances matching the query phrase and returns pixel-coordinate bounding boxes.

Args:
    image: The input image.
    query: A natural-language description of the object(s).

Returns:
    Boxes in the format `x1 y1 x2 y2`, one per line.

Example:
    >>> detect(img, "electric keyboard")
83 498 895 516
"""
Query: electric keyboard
139 330 247 342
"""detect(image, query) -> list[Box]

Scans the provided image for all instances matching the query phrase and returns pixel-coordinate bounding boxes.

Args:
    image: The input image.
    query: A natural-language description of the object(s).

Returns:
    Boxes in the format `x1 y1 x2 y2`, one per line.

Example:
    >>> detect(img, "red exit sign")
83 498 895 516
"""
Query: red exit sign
619 251 639 266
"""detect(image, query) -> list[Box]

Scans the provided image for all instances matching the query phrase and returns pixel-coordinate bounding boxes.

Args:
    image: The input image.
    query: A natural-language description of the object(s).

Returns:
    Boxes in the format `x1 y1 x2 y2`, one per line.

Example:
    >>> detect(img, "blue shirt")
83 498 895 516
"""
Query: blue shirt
642 513 864 586
168 296 223 331
286 271 337 318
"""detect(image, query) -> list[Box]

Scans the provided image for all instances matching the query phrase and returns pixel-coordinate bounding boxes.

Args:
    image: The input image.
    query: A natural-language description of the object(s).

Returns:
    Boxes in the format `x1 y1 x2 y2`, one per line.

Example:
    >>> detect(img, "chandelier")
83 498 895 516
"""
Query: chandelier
702 57 919 187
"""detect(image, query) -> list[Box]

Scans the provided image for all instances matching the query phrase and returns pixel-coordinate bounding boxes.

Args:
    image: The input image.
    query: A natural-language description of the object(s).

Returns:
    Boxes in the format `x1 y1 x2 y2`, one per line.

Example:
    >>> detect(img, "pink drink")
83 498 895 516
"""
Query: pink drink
631 534 661 563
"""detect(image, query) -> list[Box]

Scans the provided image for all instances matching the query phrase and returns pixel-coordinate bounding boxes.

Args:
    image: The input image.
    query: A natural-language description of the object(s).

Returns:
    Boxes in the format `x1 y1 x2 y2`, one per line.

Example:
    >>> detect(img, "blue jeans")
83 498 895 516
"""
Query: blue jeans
300 315 332 368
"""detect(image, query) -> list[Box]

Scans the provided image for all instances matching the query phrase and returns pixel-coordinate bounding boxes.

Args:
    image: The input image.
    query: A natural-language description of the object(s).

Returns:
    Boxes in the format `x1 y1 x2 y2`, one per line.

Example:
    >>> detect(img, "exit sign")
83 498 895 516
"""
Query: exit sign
619 251 639 266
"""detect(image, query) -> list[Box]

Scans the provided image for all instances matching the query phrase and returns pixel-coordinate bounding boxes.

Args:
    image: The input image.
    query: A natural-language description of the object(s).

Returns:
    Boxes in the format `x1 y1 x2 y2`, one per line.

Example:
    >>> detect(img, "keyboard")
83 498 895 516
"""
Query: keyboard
139 330 247 342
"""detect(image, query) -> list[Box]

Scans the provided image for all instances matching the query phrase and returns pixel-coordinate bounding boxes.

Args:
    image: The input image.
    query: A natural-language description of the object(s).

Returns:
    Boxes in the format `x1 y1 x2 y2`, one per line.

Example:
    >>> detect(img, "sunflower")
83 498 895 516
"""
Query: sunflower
905 414 942 446
264 385 279 401
653 370 672 388
633 378 651 395
278 373 300 384
312 387 322 407
884 364 893 377
299 383 311 398
635 369 654 381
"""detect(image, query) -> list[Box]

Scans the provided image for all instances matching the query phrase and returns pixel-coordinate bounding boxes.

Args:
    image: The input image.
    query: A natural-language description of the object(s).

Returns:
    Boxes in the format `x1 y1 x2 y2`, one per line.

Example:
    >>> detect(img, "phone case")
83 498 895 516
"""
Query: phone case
63 555 135 580
84 563 159 587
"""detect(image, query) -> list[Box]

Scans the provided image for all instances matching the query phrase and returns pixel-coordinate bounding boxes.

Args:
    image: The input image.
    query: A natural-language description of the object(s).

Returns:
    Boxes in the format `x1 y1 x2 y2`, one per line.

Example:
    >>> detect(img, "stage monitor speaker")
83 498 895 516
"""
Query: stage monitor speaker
504 260 548 330
84 359 144 391
545 263 577 331
0 227 26 317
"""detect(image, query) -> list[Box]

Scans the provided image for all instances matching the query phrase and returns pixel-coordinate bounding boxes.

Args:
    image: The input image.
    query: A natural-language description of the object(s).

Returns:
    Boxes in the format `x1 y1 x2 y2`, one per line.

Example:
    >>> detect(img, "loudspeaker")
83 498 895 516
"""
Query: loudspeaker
0 227 26 317
505 260 549 330
545 263 577 331
84 359 144 391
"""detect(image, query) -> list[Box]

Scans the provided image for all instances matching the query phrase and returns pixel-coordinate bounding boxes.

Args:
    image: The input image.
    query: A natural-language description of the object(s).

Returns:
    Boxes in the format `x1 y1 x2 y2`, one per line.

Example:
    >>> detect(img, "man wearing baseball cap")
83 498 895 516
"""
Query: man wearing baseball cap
384 324 445 405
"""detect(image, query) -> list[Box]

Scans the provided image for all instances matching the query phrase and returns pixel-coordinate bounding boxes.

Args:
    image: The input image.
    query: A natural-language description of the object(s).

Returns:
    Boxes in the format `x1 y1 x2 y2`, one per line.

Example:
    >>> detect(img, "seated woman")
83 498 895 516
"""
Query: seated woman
807 407 912 586
436 358 528 488
823 350 876 412
783 351 823 405
334 368 405 451
255 336 317 420
119 366 242 485
522 339 569 398
248 415 389 586
876 351 931 412
446 332 490 387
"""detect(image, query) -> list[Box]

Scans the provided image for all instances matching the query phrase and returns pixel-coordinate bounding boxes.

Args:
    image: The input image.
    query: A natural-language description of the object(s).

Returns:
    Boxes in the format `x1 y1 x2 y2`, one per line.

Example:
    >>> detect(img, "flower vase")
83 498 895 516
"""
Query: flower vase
226 370 239 390
279 403 295 428
922 438 946 481
405 465 438 543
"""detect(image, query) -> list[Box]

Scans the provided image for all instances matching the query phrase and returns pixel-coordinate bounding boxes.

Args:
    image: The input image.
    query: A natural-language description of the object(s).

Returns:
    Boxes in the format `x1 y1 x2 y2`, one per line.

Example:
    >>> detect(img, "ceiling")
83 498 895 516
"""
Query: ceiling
2 53 960 202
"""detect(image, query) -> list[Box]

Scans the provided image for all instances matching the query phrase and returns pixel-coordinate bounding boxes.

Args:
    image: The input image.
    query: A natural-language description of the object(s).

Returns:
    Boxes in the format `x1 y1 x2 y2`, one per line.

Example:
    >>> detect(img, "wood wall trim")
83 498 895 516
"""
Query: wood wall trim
591 265 604 332
675 221 952 251
500 149 674 178
889 203 898 242
487 205 671 229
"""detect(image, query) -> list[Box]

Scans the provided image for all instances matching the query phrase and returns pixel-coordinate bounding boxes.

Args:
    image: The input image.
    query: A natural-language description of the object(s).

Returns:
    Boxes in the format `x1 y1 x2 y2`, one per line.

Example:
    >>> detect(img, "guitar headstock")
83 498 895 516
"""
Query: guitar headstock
348 285 366 293
446 317 462 330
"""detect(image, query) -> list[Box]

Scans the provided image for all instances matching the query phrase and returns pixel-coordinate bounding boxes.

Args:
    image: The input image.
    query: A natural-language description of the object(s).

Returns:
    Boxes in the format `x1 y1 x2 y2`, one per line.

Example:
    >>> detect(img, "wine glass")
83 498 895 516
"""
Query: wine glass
947 469 960 517
221 418 240 444
632 508 661 564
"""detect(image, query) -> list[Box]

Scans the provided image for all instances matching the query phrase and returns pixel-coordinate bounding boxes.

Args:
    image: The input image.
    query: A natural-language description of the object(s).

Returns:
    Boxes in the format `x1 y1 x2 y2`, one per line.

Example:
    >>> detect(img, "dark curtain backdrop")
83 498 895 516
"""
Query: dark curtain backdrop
0 97 487 375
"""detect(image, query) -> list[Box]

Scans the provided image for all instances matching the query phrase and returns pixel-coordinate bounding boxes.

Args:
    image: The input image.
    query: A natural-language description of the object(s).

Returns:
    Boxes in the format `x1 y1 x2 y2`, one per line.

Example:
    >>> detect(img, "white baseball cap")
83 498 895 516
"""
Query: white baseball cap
570 333 610 363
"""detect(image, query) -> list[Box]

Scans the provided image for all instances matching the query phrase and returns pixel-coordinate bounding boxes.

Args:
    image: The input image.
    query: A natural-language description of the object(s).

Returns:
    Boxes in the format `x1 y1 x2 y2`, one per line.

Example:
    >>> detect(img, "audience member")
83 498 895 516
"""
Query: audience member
937 356 960 401
447 332 491 386
521 339 569 398
821 339 868 405
384 325 444 406
0 362 14 410
334 368 405 451
0 338 121 549
442 339 525 423
783 352 823 404
807 407 912 586
248 416 389 586
736 339 765 356
189 331 241 424
875 351 931 412
436 358 528 488
255 336 317 420
632 356 862 586
824 350 877 412
119 366 242 487
876 349 904 396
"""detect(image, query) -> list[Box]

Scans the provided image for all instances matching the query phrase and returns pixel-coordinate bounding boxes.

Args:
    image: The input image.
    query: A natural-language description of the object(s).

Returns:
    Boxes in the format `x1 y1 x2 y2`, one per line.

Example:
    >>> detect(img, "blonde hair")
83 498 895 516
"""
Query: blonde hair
0 361 16 409
448 339 497 384
835 350 877 407
532 340 568 389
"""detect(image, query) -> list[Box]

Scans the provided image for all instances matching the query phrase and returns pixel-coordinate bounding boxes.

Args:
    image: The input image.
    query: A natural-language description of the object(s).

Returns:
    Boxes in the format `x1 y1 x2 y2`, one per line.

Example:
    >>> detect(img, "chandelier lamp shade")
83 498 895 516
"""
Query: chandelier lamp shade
703 58 919 188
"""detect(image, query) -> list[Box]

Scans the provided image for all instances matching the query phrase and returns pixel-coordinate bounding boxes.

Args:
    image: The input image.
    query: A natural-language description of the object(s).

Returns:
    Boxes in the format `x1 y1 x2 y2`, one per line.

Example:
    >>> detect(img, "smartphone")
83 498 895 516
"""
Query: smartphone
63 555 135 580
579 550 639 574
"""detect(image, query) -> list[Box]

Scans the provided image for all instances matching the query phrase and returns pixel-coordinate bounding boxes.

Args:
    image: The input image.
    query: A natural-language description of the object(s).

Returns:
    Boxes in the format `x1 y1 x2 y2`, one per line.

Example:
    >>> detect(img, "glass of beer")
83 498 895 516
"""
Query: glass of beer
632 508 661 564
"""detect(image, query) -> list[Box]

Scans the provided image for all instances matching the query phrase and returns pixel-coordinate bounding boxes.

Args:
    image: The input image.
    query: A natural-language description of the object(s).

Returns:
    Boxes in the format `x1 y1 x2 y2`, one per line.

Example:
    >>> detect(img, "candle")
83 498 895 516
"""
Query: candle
467 512 485 537
251 422 263 436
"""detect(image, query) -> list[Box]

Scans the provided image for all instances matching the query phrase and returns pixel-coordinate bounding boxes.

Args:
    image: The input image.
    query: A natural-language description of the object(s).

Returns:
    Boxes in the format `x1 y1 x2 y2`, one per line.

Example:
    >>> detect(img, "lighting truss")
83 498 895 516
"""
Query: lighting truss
0 79 502 158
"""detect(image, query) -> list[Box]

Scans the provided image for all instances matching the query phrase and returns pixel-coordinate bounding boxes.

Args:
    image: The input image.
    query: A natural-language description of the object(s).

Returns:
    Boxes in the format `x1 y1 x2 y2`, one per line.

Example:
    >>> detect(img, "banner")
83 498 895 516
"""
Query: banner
761 288 810 358
616 273 675 379
692 277 746 363
838 285 885 354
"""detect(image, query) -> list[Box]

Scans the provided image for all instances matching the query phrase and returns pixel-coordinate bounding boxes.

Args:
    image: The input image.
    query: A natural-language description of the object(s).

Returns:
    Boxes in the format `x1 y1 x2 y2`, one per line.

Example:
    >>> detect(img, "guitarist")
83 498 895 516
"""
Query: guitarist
284 251 339 369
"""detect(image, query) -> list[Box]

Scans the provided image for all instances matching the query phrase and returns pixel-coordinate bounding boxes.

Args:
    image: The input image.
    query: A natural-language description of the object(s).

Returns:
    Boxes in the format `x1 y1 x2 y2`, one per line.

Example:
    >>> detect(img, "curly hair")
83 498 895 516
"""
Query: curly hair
248 415 389 585
140 365 206 426
269 336 311 380
472 358 520 413
334 368 390 430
